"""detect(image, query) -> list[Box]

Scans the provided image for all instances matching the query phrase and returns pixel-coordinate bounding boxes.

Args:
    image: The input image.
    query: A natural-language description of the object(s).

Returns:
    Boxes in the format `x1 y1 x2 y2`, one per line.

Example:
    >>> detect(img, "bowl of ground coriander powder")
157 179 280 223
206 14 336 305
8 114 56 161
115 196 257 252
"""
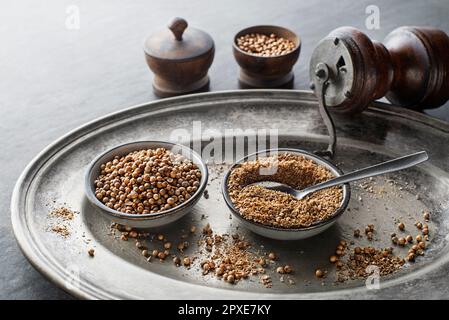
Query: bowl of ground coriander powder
222 149 350 240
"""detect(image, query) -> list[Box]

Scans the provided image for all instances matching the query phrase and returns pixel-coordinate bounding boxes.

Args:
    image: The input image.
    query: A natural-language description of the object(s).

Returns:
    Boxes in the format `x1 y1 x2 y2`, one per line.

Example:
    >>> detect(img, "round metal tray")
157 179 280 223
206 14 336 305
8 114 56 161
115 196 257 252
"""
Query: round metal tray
11 90 449 299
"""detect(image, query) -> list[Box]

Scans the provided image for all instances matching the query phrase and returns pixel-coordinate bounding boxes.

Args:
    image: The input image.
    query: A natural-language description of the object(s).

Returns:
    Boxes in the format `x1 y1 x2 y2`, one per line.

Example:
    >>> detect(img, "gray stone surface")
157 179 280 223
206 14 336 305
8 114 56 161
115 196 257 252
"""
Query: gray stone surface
1 0 449 299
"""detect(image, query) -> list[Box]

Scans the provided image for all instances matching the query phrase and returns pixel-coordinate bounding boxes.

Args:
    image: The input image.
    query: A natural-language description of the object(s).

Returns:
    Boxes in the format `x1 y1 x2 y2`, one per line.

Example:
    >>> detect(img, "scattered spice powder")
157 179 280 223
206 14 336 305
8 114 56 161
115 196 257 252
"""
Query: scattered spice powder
227 153 343 228
48 206 76 237
336 246 404 281
51 225 70 237
49 207 75 220
94 148 201 214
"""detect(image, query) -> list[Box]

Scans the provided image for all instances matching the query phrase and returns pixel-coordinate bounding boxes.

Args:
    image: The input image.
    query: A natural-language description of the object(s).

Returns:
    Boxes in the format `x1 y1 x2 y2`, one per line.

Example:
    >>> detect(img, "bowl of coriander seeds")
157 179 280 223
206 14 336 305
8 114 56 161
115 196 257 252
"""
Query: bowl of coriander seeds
222 149 350 240
233 25 300 88
85 141 208 228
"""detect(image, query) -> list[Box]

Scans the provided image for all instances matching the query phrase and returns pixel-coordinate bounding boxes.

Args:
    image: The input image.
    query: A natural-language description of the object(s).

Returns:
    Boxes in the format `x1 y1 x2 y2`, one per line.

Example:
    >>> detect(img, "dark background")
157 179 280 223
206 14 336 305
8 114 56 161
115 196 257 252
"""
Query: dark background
1 0 448 299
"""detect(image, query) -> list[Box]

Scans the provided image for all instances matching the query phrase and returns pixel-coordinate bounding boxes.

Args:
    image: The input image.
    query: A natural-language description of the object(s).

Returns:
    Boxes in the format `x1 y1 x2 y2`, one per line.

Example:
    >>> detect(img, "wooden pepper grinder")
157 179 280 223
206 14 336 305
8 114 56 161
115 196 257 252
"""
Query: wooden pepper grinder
309 26 449 114
144 17 215 97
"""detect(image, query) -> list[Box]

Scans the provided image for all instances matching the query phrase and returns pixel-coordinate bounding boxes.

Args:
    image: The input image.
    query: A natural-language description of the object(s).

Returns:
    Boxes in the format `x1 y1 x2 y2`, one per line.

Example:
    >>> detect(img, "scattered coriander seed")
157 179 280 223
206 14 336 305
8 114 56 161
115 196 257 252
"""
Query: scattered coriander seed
416 235 423 242
135 241 145 249
398 222 405 231
177 242 185 251
391 236 399 245
406 235 413 243
315 269 324 278
276 266 285 274
157 252 166 260
422 228 429 235
415 222 423 229
88 248 95 257
226 274 235 284
142 249 149 257
283 265 293 274
407 253 415 262
268 252 276 260
164 242 172 250
152 249 159 257
329 255 338 263
183 257 191 266
129 231 138 238
423 211 430 221
418 241 426 249
354 229 361 237
157 234 165 241
398 237 406 246
173 256 181 266
190 226 197 233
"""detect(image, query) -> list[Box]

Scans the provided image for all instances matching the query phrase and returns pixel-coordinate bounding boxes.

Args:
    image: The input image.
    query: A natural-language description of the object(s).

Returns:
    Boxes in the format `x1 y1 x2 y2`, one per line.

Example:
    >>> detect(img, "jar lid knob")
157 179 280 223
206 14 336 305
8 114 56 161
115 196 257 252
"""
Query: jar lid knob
168 17 188 41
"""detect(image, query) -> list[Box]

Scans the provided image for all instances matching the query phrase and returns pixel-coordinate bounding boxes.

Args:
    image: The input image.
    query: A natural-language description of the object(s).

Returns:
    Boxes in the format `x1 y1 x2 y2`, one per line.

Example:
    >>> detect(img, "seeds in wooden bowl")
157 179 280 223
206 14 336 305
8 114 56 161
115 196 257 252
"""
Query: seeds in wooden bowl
227 153 343 228
236 33 296 57
94 147 201 214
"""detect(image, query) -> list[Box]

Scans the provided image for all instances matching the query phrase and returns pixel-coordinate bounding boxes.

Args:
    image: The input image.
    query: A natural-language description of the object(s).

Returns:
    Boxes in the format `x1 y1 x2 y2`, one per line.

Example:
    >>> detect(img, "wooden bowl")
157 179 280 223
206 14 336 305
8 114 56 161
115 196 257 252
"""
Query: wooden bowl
233 25 301 88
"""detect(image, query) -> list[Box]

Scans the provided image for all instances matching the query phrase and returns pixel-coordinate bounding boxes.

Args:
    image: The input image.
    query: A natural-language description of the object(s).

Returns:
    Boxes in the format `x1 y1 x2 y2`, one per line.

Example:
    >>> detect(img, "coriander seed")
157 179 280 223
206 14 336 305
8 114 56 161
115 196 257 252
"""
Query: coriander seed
236 33 296 57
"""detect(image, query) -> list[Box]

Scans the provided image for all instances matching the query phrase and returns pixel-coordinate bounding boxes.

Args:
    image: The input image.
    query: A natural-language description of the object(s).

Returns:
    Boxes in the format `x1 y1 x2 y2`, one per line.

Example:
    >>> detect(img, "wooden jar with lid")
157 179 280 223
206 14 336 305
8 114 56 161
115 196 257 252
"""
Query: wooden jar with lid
309 26 449 114
144 17 215 97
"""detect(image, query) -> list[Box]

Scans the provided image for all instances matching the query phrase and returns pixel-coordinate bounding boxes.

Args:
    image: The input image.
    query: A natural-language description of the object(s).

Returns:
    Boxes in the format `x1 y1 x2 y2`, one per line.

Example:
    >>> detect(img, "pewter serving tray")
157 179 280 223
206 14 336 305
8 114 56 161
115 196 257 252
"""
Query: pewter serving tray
11 90 449 299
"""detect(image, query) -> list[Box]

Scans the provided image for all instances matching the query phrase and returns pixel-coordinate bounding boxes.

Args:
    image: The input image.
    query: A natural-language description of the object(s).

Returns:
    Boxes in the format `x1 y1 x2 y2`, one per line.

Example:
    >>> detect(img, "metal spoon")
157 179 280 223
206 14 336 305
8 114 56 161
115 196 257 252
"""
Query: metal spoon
250 151 428 200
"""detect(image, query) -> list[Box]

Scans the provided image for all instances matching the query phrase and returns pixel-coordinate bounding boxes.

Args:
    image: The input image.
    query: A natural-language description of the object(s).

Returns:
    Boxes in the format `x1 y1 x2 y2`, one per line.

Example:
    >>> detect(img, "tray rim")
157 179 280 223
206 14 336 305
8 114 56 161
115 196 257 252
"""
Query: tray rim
10 89 449 300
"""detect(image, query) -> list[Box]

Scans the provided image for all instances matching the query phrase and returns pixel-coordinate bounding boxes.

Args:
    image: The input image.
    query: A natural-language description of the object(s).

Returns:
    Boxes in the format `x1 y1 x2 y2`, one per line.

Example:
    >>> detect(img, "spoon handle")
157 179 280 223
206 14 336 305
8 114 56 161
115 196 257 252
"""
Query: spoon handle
302 151 429 196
